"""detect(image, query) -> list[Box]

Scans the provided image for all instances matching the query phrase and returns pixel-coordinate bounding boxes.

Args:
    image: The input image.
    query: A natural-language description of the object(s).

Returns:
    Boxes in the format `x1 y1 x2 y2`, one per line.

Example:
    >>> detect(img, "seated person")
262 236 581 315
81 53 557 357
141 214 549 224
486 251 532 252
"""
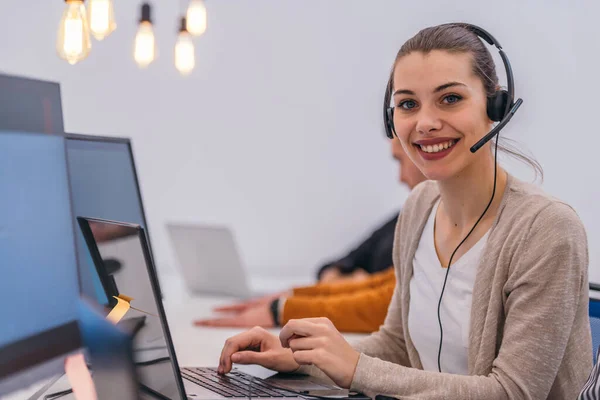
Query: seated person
215 23 592 399
194 138 426 331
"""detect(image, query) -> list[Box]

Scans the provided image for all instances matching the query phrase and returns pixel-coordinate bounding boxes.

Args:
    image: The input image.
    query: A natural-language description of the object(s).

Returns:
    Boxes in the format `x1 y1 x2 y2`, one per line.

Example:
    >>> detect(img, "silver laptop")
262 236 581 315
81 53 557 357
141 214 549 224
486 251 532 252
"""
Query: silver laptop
167 223 255 298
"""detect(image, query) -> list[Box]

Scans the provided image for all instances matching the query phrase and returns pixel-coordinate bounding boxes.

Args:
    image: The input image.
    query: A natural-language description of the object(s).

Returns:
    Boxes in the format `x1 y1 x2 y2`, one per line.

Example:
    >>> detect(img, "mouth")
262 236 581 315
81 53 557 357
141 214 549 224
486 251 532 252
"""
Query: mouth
413 138 460 160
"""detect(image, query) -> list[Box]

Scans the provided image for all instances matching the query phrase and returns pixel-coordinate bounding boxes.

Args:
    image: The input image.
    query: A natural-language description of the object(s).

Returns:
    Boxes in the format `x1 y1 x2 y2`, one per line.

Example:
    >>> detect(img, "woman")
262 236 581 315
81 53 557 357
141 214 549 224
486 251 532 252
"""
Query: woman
216 23 592 399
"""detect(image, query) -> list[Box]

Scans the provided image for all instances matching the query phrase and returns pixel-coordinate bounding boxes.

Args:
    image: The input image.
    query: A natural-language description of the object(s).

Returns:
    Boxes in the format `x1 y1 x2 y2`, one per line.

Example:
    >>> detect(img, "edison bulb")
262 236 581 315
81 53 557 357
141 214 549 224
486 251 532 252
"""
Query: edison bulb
134 21 156 68
87 0 116 40
186 0 207 36
175 30 195 76
56 0 91 65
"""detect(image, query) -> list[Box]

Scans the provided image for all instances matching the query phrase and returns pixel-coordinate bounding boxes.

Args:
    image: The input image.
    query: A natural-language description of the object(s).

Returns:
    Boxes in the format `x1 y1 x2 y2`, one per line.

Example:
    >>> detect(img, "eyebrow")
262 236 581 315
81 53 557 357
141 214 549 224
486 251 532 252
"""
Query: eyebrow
392 81 467 96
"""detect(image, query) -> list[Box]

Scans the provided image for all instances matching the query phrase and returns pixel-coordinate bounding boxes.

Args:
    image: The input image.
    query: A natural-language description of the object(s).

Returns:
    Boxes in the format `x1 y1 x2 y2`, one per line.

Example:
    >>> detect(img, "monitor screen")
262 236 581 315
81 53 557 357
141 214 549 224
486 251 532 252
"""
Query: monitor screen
0 74 64 134
65 137 150 306
78 218 186 399
0 131 80 391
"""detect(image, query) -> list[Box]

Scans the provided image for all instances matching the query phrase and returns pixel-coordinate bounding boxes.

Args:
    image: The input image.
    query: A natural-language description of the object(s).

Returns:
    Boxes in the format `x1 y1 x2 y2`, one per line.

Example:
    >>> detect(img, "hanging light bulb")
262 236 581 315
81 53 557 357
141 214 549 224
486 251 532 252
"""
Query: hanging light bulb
186 0 207 36
56 0 92 65
87 0 116 40
134 3 156 68
175 17 195 76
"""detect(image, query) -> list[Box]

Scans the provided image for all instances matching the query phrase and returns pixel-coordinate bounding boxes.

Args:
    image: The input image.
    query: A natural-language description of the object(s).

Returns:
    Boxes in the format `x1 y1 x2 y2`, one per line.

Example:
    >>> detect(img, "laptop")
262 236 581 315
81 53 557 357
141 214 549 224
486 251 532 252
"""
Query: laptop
78 217 366 400
167 223 256 298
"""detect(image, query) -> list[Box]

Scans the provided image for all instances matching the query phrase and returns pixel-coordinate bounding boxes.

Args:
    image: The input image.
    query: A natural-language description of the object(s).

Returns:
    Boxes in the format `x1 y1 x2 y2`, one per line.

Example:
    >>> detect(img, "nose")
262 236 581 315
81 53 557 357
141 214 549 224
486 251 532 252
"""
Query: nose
415 105 442 135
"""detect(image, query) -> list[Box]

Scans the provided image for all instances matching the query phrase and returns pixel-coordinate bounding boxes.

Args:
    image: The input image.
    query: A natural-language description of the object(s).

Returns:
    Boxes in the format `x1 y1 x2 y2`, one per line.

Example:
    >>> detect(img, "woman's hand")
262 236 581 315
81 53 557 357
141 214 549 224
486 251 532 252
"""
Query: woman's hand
195 304 274 328
279 318 360 389
218 326 300 374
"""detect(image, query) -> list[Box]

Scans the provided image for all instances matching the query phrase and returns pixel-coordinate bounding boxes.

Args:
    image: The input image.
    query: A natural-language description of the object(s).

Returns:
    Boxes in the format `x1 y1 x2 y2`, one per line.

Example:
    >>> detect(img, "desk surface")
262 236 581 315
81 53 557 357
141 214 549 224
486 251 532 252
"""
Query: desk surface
7 272 365 400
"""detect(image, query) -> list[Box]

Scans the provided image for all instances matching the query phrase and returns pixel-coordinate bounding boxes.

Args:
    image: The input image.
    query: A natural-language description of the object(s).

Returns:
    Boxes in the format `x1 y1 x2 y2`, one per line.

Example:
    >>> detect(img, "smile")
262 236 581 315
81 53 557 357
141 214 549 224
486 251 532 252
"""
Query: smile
418 139 458 153
413 138 460 161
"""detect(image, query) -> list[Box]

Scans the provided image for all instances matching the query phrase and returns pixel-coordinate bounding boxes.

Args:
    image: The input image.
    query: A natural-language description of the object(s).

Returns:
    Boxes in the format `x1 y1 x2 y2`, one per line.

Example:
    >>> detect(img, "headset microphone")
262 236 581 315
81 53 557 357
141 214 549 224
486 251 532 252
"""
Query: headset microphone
470 98 523 152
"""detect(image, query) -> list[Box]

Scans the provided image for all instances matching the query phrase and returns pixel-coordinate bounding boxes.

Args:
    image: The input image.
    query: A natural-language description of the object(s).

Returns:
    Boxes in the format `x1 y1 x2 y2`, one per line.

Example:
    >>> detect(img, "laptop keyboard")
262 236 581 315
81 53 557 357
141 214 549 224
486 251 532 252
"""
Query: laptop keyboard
181 367 298 398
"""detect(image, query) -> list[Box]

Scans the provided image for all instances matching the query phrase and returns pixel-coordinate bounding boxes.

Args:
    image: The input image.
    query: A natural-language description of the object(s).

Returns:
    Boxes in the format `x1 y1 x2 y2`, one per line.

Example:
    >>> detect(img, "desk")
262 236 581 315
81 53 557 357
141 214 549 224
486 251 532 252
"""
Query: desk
6 272 366 399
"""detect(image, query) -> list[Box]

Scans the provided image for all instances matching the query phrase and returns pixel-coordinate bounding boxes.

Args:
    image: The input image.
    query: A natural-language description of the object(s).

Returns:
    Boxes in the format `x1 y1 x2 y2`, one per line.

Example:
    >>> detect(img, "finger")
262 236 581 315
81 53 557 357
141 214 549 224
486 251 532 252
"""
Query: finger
230 350 269 365
291 349 324 366
280 320 326 348
288 336 327 352
295 317 334 327
194 318 246 327
213 304 248 313
219 327 268 374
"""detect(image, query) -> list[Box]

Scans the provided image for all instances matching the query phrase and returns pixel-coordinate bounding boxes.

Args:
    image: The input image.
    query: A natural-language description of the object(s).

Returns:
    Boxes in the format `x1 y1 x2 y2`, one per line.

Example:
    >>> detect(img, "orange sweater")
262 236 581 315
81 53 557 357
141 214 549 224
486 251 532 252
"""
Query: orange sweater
281 268 396 333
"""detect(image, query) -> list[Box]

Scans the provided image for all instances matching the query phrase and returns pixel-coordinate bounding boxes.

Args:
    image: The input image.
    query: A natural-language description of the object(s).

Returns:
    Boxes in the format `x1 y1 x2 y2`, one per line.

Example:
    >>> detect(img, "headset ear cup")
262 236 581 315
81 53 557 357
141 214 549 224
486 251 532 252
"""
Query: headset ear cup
385 107 396 139
487 90 511 122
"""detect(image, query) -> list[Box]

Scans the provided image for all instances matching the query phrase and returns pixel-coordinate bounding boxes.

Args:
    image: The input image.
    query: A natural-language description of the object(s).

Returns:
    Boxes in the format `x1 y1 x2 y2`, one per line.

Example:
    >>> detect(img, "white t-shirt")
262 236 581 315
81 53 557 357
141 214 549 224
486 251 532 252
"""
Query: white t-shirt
408 200 489 375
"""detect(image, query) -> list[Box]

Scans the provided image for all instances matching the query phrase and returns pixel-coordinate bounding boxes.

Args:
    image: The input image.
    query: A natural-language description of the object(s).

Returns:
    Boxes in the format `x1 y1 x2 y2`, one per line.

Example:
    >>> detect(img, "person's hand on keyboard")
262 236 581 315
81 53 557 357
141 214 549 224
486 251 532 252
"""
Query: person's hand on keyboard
279 317 360 389
218 326 300 375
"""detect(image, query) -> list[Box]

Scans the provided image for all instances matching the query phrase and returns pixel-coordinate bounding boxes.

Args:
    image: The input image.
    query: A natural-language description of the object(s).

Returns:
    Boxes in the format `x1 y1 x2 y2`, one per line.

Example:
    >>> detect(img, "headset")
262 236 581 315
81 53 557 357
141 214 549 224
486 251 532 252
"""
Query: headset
383 23 523 153
382 23 523 373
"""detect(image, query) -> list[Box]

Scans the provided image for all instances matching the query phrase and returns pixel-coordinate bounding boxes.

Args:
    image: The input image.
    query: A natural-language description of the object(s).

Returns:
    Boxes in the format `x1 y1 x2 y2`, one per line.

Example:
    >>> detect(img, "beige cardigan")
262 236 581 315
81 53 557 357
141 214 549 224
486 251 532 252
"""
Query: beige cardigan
303 175 592 399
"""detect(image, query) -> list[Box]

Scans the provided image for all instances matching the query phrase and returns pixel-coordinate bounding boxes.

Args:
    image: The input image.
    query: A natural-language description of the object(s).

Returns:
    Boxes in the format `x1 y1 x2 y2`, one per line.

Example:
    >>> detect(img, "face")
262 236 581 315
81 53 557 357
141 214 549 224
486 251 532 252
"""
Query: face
391 50 492 181
391 138 427 190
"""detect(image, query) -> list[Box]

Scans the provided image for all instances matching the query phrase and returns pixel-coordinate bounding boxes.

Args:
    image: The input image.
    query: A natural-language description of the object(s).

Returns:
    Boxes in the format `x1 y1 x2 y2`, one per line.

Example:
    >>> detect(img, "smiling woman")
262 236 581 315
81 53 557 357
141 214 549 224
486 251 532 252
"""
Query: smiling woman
386 26 542 179
215 23 592 400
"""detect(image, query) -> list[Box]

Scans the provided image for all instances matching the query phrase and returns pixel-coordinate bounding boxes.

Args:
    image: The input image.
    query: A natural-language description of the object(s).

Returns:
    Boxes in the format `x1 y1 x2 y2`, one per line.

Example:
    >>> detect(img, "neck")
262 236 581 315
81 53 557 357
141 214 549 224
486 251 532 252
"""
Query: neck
437 152 507 230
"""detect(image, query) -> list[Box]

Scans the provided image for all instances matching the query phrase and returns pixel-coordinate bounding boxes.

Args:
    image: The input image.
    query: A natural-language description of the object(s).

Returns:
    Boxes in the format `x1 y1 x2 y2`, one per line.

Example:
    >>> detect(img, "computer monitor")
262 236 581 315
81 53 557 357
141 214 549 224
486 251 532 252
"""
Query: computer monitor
0 73 64 134
0 131 81 395
65 133 158 306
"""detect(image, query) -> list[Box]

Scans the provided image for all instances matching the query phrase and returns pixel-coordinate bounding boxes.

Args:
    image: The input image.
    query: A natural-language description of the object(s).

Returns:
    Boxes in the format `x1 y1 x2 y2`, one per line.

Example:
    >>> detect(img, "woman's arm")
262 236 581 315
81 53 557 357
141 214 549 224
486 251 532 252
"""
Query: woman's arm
349 203 590 399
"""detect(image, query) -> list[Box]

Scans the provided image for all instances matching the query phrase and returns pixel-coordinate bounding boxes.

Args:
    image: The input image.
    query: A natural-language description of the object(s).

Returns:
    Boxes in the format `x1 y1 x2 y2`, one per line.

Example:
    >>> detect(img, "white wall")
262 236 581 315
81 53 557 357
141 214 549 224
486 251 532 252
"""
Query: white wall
0 0 598 282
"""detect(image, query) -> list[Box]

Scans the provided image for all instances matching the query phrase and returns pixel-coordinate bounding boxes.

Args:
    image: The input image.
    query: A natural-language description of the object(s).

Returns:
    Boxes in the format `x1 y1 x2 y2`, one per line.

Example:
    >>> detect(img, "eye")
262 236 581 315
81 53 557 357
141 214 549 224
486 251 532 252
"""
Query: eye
398 99 418 110
442 94 462 105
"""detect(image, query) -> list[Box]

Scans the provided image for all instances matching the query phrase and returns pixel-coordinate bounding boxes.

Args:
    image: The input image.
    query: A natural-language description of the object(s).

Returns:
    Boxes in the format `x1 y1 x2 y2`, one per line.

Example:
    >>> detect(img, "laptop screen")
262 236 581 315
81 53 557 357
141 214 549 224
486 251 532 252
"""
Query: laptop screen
77 218 186 399
65 137 150 307
0 131 81 391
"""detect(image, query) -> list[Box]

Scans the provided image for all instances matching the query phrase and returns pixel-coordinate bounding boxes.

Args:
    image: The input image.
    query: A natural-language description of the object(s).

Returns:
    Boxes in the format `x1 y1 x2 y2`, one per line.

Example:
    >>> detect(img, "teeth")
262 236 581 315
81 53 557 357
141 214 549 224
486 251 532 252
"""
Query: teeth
419 140 457 153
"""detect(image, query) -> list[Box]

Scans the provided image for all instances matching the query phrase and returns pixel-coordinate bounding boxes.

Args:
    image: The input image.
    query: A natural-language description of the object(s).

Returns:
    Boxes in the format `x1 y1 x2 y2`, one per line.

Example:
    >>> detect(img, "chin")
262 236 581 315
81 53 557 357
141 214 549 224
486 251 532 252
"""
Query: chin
409 145 469 183
417 159 465 182
422 169 455 182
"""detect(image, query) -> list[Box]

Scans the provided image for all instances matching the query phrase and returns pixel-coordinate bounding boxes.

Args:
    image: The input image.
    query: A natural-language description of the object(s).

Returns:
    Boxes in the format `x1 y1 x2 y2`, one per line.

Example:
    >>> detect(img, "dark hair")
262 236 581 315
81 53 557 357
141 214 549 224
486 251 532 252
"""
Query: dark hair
388 23 543 181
